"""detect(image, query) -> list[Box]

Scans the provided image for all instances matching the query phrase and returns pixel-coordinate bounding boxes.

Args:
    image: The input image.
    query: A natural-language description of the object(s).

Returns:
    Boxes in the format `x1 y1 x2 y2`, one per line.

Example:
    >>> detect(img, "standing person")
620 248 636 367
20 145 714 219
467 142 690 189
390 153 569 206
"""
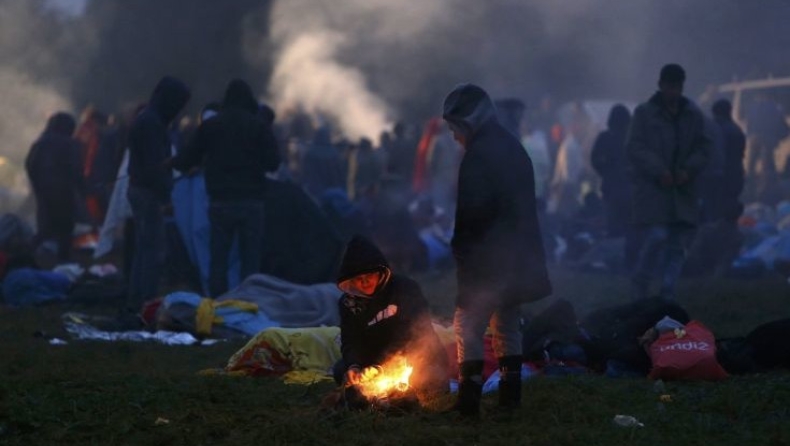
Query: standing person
591 104 632 237
175 79 280 298
443 84 552 417
627 64 710 301
126 76 190 318
712 99 747 216
25 112 84 263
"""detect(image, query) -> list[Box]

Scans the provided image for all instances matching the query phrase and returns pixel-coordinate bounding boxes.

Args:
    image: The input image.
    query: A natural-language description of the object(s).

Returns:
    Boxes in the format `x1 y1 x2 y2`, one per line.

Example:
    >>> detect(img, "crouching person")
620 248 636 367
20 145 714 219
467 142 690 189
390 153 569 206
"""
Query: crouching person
333 235 449 406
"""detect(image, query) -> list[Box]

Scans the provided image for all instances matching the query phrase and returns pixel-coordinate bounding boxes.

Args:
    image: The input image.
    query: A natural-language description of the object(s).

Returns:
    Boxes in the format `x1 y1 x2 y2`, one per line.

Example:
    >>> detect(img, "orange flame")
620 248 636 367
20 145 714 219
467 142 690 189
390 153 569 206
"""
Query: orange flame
355 355 414 399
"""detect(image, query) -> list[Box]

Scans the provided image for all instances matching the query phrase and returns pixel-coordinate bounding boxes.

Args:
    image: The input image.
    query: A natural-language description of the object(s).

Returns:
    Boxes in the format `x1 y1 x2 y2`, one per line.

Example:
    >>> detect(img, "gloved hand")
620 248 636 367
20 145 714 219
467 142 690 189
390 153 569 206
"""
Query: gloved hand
344 365 363 386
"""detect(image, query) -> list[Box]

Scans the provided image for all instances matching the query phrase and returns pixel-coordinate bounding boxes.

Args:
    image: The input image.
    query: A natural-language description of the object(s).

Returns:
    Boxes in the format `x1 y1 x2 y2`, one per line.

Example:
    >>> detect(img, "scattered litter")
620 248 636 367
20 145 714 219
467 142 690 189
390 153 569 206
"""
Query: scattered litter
613 415 644 428
63 312 219 346
154 417 170 426
659 394 673 403
48 338 68 345
88 264 119 278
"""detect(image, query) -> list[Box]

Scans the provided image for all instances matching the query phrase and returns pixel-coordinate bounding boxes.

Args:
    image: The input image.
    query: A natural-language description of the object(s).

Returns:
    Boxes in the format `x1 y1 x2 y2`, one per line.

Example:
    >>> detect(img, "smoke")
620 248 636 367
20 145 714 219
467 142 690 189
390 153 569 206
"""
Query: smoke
266 0 461 140
42 0 89 20
0 0 87 198
258 0 790 131
270 31 390 141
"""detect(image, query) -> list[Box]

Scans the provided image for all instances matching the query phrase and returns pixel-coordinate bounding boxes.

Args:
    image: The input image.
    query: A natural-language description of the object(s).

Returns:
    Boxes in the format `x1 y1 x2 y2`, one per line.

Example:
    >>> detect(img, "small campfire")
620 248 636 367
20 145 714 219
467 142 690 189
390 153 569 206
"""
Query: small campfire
355 355 414 399
338 355 420 412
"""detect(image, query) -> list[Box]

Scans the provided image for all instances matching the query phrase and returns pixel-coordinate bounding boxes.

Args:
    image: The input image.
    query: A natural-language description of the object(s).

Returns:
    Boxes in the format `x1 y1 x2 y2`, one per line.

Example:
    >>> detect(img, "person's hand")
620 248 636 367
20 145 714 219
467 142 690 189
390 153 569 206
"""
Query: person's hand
675 170 690 186
659 171 674 188
344 365 363 386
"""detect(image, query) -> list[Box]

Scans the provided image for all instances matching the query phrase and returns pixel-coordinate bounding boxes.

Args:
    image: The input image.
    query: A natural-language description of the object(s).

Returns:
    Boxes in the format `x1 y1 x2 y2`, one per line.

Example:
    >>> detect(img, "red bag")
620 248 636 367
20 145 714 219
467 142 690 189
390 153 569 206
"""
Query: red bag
648 320 728 381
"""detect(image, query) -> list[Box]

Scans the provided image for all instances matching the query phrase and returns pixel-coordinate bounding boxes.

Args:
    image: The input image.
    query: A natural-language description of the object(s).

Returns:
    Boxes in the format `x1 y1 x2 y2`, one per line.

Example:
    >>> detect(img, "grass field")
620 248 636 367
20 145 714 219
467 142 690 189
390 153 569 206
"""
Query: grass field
1 269 790 445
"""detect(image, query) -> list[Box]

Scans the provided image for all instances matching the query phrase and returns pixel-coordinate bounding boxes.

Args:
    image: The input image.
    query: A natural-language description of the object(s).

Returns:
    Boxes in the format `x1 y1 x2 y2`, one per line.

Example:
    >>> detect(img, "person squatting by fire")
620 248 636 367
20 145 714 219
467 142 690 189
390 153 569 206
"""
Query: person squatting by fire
332 235 450 409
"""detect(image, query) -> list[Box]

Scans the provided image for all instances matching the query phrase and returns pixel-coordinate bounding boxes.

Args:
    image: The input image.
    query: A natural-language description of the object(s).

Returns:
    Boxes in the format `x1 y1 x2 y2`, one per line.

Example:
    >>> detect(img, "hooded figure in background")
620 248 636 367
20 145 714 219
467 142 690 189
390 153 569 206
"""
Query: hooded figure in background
591 104 632 237
175 79 280 297
333 235 448 402
126 76 190 320
26 112 84 262
443 84 552 417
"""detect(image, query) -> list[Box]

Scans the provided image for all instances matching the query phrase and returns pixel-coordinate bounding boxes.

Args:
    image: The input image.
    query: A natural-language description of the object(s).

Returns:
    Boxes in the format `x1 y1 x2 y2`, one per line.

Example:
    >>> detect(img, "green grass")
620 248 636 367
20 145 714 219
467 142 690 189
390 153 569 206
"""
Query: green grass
1 269 790 445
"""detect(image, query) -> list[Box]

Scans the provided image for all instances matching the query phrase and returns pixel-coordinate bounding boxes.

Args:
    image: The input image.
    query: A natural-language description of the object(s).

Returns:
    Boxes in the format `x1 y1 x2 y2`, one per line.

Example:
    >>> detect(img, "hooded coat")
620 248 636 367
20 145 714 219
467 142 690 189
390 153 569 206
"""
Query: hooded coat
26 113 83 197
626 92 711 226
128 76 190 203
337 236 448 378
26 113 84 247
591 105 631 202
175 79 280 201
443 84 551 308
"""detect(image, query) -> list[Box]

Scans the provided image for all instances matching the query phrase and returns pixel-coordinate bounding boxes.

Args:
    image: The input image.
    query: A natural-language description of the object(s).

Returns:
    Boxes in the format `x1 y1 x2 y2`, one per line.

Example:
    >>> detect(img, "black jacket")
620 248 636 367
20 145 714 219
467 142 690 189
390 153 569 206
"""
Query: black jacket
591 105 631 201
444 84 551 307
128 76 190 203
26 113 83 197
337 236 447 371
716 116 746 202
175 80 279 201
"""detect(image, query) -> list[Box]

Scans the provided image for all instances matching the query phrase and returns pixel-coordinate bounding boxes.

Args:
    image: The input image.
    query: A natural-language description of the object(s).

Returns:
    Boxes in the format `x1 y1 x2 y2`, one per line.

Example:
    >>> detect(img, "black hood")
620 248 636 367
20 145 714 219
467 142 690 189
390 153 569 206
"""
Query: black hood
150 76 190 125
44 112 76 137
337 235 390 283
607 104 631 133
223 79 259 113
442 83 497 138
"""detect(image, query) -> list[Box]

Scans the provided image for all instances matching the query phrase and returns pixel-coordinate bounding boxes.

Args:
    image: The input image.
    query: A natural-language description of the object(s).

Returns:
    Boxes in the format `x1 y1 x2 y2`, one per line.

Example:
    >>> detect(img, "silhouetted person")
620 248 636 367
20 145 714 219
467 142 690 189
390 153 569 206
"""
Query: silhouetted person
127 76 190 317
301 126 344 198
175 79 280 298
75 107 109 225
627 64 710 301
347 138 384 201
591 104 632 237
387 122 417 182
699 114 725 222
712 99 746 219
25 112 84 262
443 84 551 417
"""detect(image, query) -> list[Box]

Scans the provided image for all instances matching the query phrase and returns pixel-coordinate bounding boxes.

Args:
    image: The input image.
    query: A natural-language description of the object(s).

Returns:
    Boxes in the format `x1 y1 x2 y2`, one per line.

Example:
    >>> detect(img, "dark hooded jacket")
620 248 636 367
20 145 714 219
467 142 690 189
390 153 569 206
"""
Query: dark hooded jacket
443 84 552 307
591 104 631 201
26 113 83 196
713 105 746 207
175 79 280 201
337 236 447 376
128 76 190 203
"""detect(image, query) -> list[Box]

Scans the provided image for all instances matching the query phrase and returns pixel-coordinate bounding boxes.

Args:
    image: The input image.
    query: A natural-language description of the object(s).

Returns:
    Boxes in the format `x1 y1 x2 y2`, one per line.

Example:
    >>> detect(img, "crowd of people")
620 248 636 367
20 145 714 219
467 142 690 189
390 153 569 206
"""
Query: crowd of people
16 64 790 417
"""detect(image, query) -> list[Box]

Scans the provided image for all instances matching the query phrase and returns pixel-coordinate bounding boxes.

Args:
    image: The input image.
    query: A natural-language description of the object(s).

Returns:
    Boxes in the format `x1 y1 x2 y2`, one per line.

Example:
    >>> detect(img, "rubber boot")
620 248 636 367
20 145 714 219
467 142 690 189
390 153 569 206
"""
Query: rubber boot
456 360 484 417
497 355 523 409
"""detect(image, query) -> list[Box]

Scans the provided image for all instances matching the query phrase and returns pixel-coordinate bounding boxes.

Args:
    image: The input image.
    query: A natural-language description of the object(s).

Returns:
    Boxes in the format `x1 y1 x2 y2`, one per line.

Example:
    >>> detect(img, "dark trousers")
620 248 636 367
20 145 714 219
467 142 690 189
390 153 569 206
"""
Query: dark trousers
208 200 265 298
126 187 166 310
34 188 76 262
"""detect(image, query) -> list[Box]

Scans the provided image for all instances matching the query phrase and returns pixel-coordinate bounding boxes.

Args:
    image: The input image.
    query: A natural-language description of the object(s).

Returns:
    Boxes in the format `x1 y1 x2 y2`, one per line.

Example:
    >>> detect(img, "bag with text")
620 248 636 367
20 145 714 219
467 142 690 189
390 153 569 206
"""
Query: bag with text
648 320 728 381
